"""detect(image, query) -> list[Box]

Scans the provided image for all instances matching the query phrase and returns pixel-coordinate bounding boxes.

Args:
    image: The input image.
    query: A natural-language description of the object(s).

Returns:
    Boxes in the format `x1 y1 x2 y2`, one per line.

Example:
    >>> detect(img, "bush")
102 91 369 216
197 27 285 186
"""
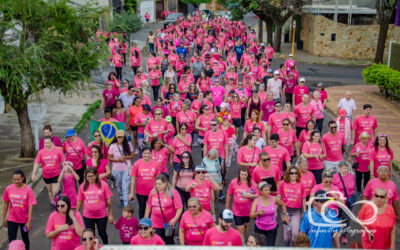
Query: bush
74 100 101 133
362 64 400 99
109 11 142 35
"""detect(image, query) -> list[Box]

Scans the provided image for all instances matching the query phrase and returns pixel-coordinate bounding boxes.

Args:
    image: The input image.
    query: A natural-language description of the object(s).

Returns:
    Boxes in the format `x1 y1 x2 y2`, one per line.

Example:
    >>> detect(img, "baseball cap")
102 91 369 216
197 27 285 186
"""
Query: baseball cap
314 190 329 202
339 109 347 117
299 78 305 82
317 82 324 87
219 209 234 223
289 53 293 57
267 69 273 73
116 130 125 137
195 165 207 172
138 217 152 227
274 70 280 75
142 104 152 111
260 43 265 46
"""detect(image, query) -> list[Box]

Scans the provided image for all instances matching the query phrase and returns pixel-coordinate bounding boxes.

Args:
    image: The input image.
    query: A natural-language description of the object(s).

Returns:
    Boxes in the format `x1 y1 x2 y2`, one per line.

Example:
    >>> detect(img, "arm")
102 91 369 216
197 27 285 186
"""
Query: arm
203 144 208 158
249 199 259 219
57 170 65 183
295 142 300 158
100 163 111 179
225 194 232 209
179 228 185 245
46 224 69 239
2 201 9 228
106 198 114 224
171 171 178 188
129 176 136 200
390 226 396 250
224 144 228 161
392 200 400 222
207 175 221 190
76 200 82 212
369 160 374 177
169 207 183 226
32 163 40 182
245 99 251 119
333 232 341 248
70 212 84 236
144 204 151 218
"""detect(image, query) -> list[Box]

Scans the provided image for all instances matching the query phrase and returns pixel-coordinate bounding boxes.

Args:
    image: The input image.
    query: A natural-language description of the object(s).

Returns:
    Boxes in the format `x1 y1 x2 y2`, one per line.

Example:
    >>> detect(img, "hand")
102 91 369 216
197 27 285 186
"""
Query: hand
396 214 400 223
205 173 211 179
108 214 115 224
93 239 100 250
31 174 36 183
26 222 32 231
58 224 70 232
129 193 135 201
283 214 290 225
191 182 197 188
257 210 264 215
3 218 7 228
168 218 177 226
119 157 125 162
68 210 75 219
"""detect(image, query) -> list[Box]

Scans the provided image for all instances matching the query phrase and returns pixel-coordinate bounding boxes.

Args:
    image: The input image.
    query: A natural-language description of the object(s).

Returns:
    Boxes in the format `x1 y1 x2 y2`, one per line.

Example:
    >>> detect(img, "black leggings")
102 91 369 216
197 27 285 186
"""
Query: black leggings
254 224 278 246
310 168 324 184
115 67 123 82
176 186 191 210
241 107 247 126
83 216 108 244
356 170 370 193
136 193 149 219
152 85 160 101
76 167 85 185
285 93 293 105
7 221 30 250
296 126 305 138
155 228 175 245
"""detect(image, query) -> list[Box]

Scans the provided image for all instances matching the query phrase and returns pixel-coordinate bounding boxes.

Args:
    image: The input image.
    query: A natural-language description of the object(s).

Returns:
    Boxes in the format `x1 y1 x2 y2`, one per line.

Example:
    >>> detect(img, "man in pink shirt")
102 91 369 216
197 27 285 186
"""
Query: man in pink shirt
292 78 309 106
267 102 289 140
352 104 377 145
262 134 291 176
203 209 242 246
322 121 347 173
294 94 315 138
203 118 228 160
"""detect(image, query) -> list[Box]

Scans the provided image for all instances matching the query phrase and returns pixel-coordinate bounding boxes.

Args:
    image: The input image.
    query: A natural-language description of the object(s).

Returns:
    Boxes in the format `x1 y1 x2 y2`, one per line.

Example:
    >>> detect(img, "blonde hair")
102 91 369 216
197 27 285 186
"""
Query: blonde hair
359 131 370 140
187 197 203 211
152 174 172 197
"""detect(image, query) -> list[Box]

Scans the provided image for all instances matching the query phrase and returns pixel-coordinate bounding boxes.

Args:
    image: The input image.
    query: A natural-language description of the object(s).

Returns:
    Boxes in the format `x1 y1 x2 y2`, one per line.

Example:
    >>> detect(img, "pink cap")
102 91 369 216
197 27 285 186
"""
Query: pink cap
339 109 347 117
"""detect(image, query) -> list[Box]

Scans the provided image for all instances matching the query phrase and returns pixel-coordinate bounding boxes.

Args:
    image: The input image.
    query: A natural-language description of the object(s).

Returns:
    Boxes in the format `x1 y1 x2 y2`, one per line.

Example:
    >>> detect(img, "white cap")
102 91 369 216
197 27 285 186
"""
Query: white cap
300 78 305 82
289 53 293 57
219 209 234 223
274 70 280 75
260 43 265 46
220 102 228 109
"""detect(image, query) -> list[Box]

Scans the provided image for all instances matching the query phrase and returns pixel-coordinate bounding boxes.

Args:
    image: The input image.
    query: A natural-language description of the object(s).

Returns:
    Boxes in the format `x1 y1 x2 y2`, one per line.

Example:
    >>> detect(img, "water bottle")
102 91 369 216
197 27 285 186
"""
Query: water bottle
356 147 360 157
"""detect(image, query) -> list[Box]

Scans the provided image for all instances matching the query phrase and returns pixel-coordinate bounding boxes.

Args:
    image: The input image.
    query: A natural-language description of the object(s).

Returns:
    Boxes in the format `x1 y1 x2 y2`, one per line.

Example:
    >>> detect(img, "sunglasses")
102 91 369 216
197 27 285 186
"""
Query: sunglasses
275 105 282 107
138 226 149 231
323 180 332 184
182 156 189 159
261 158 270 162
82 237 93 242
289 172 298 175
57 204 65 208
188 205 197 208
210 124 218 126
155 113 162 116
330 126 337 129
374 194 386 199
86 175 96 178
203 108 210 110
94 135 101 138
283 123 290 126
196 171 207 174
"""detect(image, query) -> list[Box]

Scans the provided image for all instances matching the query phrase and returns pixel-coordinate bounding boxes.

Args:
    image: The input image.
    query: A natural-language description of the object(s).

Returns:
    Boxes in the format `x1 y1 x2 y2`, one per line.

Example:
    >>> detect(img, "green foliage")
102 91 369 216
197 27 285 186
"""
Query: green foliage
0 0 107 109
124 0 138 12
109 11 142 35
74 99 101 133
362 64 400 99
180 0 212 5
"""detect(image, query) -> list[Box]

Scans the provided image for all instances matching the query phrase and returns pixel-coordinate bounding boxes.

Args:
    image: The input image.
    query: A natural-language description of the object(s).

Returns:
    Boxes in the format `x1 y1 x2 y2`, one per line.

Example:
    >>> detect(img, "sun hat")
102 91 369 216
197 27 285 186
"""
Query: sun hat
138 217 152 227
65 129 77 138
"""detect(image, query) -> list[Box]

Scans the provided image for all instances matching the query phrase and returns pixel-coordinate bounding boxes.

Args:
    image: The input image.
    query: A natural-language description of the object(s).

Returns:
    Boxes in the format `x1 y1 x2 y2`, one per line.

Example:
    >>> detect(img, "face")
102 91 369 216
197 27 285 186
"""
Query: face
154 111 162 120
219 219 232 231
378 137 387 146
188 201 200 213
247 236 258 247
340 164 349 175
251 112 258 121
274 103 282 112
302 95 310 103
12 174 24 186
373 190 387 206
253 129 260 137
44 139 52 149
56 200 68 213
312 133 321 142
364 108 372 116
138 225 151 237
43 129 52 137
91 148 99 158
86 172 97 184
107 83 113 89
268 92 273 100
322 177 333 187
282 121 290 130
142 149 151 161
195 170 206 180
329 123 337 134
116 134 124 143
378 168 389 179
239 171 248 180
180 126 187 134
105 112 111 119
270 139 278 148
155 179 167 192
260 155 270 166
182 153 190 163
299 161 308 172
360 136 369 144
210 121 218 131
345 92 351 100
289 169 298 180
260 186 271 196
307 122 315 130
249 136 257 146
300 81 305 86
82 231 95 248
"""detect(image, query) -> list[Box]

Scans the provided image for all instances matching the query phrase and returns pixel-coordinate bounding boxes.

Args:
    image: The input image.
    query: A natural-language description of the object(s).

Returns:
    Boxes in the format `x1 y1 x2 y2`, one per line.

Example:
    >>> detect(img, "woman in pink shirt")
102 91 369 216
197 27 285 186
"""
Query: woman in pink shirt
298 157 316 199
128 147 161 219
301 130 326 184
148 65 162 100
86 145 111 181
310 91 324 132
351 132 373 193
172 151 195 209
112 99 127 123
130 217 165 245
298 120 315 153
370 134 394 177
145 108 168 142
39 124 63 150
310 170 344 213
237 134 261 176
179 197 215 245
46 196 84 250
226 166 259 243
63 129 87 184
171 123 192 169
151 138 174 178
74 228 102 250
145 174 183 244
278 166 306 246
130 50 141 75
244 110 266 143
277 118 299 159
76 168 114 244
3 170 37 249
168 93 183 128
176 100 197 138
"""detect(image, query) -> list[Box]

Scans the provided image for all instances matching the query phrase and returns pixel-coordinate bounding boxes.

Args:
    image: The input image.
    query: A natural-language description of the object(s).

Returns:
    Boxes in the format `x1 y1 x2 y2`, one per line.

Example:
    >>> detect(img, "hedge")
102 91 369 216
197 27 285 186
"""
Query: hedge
74 99 101 133
362 64 400 99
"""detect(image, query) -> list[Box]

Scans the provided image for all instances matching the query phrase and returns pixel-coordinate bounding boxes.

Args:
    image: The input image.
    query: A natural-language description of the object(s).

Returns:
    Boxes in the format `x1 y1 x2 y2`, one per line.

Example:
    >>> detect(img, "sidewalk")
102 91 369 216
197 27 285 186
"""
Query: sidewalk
325 84 400 165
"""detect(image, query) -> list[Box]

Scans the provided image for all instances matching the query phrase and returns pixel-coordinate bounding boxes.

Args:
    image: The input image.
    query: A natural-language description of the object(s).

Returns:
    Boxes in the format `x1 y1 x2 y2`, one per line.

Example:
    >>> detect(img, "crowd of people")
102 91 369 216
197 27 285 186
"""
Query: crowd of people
3 10 399 250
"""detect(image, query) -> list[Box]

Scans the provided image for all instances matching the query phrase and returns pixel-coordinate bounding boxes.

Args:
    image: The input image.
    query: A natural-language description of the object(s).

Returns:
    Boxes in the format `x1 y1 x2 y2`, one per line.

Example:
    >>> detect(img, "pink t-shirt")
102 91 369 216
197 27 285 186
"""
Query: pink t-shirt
261 101 275 122
300 171 316 197
363 178 399 205
176 111 197 134
370 147 394 177
34 147 65 178
298 130 311 149
252 165 281 185
322 133 346 162
210 86 226 106
45 211 84 250
310 99 324 119
262 146 290 174
148 70 162 86
293 86 309 105
130 159 161 195
267 112 289 134
172 134 192 163
86 158 108 181
294 103 314 128
145 118 168 140
237 146 261 176
353 115 378 144
134 112 153 134
3 184 37 223
152 147 169 174
278 182 306 209
229 100 242 119
178 80 192 100
351 142 373 172
108 142 133 171
203 130 228 159
187 179 216 211
203 226 242 246
77 181 112 218
130 234 165 245
197 77 211 94
147 189 183 228
115 216 139 243
179 210 214 245
197 114 213 137
301 141 326 170
169 100 183 117
113 54 123 67
228 178 259 216
333 172 355 197
277 128 297 156
63 138 86 170
62 173 77 208
244 120 265 135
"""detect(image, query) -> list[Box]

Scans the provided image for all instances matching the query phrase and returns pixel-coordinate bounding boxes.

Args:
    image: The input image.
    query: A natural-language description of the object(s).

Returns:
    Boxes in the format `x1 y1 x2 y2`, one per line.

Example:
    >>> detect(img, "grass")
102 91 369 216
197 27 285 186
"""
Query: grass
74 99 101 133
326 62 334 66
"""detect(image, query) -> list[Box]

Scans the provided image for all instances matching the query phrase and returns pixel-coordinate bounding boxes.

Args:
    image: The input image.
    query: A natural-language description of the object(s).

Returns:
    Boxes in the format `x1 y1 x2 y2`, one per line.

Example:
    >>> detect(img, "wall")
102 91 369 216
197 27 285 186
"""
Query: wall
140 0 156 22
301 14 400 60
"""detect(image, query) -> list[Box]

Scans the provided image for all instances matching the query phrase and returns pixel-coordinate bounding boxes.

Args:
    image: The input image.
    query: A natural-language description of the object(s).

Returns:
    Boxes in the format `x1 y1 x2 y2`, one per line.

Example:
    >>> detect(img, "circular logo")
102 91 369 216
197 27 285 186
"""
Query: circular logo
99 122 118 141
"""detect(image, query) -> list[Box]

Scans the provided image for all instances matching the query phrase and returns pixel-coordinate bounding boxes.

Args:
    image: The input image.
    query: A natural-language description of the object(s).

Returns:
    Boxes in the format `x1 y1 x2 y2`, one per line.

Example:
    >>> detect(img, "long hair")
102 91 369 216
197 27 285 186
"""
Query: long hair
250 110 260 123
152 174 172 197
57 196 73 225
237 165 252 188
241 134 256 147
283 166 301 183
177 151 195 181
91 144 103 170
13 169 27 184
110 134 131 156
373 135 390 153
92 130 105 156
83 167 101 191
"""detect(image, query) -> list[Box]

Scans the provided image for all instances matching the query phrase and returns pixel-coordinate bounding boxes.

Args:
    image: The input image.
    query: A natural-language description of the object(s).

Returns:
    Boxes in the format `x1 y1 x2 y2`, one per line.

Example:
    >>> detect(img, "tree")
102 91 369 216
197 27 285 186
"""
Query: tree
374 0 397 63
109 11 143 45
180 0 212 9
0 0 107 157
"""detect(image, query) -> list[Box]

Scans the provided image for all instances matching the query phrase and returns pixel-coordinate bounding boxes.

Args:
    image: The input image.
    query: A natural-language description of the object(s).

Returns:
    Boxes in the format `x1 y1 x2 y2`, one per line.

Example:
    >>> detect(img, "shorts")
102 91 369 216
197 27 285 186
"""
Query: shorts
232 118 242 128
130 125 138 131
234 215 250 226
43 175 59 184
324 160 340 173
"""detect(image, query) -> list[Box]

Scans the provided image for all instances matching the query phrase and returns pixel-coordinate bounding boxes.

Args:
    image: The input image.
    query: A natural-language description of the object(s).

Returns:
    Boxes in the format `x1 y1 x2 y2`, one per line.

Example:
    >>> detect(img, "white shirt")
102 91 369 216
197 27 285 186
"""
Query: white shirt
337 98 356 116
255 138 266 150
267 78 282 99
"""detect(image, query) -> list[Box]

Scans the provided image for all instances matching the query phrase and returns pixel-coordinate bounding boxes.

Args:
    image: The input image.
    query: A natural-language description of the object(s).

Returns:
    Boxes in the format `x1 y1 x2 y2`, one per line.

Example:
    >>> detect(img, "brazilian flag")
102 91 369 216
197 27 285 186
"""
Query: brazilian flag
90 120 126 145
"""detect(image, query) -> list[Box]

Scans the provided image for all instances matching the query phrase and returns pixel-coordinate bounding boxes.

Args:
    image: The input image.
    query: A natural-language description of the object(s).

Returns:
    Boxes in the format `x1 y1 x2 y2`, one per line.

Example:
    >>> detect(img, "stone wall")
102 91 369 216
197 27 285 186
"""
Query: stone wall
301 14 400 60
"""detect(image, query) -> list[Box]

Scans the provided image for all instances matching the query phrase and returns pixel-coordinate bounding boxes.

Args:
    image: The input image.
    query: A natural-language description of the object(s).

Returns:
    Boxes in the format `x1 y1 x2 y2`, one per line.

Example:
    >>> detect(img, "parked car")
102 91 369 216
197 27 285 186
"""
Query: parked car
164 13 184 27
201 9 214 18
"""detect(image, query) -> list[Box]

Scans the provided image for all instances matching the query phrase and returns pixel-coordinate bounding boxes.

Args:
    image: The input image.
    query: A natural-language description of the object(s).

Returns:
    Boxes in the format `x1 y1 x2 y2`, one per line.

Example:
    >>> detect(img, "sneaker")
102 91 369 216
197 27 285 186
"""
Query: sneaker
110 181 115 189
134 149 139 154
341 235 348 244
119 200 124 208
218 191 226 200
